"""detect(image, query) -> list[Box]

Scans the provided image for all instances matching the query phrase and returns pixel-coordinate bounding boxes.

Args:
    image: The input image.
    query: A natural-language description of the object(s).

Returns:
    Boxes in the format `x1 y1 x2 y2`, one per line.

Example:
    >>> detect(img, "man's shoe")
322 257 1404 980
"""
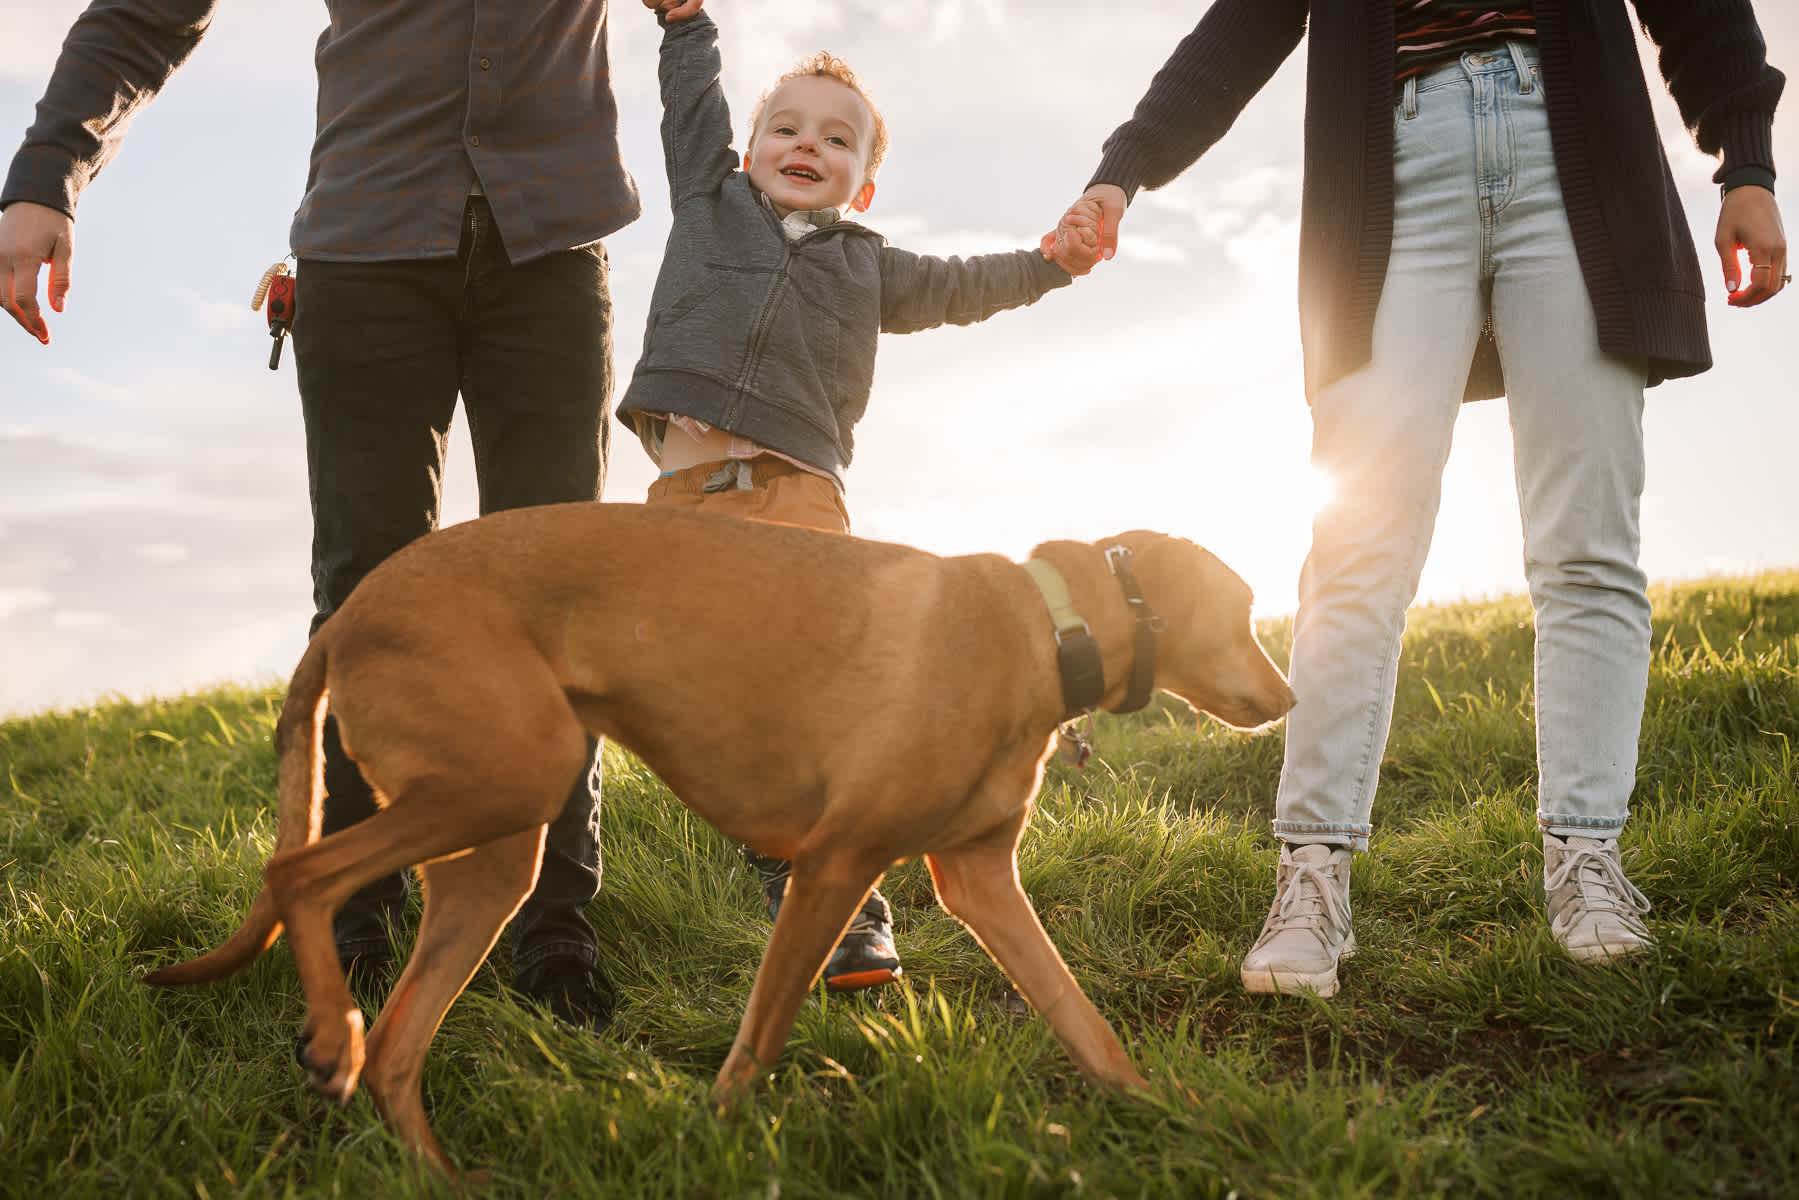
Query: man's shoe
334 901 401 1001
743 847 902 992
1240 842 1355 997
514 956 618 1030
337 944 396 1000
1543 833 1652 961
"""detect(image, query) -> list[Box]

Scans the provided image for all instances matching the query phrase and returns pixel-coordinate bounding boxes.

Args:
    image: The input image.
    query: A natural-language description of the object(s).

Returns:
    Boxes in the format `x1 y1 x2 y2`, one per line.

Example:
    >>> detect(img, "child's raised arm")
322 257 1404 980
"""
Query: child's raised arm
652 7 737 209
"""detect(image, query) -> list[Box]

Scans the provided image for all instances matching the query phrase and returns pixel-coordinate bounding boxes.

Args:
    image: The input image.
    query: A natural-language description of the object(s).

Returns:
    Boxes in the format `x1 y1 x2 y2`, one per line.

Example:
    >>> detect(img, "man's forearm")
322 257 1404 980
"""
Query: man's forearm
1 0 220 215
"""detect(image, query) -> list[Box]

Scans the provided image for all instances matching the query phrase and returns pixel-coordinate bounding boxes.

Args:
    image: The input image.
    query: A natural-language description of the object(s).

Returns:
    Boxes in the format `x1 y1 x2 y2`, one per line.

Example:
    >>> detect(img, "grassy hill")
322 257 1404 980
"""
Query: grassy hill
3 572 1796 1198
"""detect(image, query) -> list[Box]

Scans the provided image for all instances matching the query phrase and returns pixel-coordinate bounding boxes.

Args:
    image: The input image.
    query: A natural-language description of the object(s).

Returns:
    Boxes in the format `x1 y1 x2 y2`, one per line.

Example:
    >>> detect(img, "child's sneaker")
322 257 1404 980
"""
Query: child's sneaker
1543 833 1652 961
743 847 902 991
1240 842 1355 997
744 847 793 919
822 890 902 992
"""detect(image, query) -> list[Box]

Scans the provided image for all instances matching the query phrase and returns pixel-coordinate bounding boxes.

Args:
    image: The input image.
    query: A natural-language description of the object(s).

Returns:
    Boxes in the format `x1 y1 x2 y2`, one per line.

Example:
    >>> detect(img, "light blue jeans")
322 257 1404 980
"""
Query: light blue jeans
1275 43 1651 851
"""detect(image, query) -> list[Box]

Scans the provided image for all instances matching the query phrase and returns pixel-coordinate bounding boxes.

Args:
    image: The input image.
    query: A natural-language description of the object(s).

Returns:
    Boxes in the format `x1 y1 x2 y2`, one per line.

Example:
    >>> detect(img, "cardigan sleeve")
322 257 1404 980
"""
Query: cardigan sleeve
1632 0 1784 182
1087 0 1308 200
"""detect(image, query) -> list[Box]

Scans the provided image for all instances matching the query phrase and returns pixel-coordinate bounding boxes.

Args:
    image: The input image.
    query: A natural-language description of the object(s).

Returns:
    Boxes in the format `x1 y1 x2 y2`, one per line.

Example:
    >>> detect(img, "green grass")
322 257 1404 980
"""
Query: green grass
3 572 1796 1198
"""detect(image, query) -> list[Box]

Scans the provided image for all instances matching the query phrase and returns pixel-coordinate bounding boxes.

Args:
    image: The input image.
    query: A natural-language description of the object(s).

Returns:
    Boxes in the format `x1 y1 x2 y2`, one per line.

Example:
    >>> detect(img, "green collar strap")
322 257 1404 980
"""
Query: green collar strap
1023 550 1163 722
1022 559 1106 719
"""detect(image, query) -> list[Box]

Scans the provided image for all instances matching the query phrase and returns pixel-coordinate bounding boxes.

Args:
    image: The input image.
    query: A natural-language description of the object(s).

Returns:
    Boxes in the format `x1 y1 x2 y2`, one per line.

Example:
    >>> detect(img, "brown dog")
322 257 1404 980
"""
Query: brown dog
145 503 1292 1171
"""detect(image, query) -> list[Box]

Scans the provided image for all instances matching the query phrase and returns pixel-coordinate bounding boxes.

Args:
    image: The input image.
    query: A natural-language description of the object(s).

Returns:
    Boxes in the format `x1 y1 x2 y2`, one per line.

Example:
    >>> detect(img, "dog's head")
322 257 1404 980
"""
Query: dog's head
1099 531 1294 731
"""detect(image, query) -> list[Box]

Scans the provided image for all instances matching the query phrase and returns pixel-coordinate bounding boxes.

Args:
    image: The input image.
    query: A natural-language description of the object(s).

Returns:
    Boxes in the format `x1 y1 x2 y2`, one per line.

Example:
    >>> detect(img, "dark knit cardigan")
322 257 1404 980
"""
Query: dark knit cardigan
1089 0 1785 399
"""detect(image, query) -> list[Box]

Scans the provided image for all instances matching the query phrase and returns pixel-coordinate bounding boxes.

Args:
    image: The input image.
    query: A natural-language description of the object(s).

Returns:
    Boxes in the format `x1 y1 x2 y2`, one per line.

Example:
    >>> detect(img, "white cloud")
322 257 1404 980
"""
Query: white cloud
135 542 189 564
1115 235 1190 266
0 587 53 620
0 6 82 84
52 609 112 630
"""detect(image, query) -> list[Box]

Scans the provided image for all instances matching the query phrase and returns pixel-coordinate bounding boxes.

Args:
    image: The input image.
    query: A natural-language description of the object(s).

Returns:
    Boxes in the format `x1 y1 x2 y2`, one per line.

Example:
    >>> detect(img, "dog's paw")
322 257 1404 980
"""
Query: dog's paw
295 1008 367 1103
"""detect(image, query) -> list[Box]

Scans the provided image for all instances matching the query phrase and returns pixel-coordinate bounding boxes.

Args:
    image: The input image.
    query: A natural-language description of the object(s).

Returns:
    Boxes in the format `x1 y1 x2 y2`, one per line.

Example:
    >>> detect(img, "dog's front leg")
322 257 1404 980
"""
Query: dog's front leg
713 849 888 1104
927 827 1149 1094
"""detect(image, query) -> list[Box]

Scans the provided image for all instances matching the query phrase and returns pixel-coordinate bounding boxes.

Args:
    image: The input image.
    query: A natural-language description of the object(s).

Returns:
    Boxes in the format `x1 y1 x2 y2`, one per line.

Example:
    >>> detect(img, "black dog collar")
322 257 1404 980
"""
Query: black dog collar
1023 546 1163 721
1103 545 1162 716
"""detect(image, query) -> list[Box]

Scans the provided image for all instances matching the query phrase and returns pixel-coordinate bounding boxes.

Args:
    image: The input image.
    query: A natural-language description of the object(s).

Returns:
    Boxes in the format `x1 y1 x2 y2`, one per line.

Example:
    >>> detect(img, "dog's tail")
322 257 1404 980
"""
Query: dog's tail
144 639 330 987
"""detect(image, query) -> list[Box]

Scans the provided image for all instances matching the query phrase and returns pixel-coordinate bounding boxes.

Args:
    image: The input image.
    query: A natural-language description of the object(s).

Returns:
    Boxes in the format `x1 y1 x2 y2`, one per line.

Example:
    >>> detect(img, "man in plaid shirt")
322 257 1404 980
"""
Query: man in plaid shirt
0 0 706 1027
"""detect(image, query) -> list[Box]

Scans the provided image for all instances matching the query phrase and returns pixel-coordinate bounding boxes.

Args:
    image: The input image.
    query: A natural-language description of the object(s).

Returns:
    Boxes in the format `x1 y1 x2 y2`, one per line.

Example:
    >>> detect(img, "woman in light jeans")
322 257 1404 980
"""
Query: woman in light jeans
1050 1 1787 997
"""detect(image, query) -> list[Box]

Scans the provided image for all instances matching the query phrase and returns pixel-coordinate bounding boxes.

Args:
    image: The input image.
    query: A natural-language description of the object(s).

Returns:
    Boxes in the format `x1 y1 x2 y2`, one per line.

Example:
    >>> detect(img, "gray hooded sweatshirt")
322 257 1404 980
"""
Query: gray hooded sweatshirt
618 11 1073 486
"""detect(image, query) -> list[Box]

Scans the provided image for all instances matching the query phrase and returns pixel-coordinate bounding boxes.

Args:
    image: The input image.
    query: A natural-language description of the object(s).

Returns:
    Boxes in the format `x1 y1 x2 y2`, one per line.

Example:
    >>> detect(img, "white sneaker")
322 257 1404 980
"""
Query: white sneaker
1240 843 1356 997
1543 833 1652 961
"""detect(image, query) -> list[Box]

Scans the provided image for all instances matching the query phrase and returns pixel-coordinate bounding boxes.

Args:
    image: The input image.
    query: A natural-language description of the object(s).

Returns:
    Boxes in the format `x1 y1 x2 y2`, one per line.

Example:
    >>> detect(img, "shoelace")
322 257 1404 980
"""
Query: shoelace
762 870 889 941
1545 843 1650 931
1265 855 1350 945
843 896 891 940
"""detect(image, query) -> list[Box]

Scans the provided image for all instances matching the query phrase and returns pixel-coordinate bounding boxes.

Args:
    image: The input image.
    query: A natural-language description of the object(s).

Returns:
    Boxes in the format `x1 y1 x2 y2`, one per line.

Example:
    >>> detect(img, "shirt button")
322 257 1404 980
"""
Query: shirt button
479 56 492 70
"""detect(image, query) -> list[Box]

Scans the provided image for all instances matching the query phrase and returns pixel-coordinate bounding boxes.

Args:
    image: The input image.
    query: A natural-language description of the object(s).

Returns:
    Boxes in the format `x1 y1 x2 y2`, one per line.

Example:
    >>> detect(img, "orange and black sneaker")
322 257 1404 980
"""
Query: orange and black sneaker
822 890 902 992
743 847 902 992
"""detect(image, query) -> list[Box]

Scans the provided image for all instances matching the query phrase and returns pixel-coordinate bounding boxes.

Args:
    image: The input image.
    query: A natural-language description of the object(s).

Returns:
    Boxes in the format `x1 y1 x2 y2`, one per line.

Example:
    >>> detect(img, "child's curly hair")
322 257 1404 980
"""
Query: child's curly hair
747 52 890 179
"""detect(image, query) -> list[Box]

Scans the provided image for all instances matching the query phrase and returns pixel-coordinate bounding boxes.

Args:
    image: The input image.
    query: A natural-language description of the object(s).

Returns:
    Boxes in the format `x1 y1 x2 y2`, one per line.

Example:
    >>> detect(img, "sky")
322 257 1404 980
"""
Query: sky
2 1 1795 720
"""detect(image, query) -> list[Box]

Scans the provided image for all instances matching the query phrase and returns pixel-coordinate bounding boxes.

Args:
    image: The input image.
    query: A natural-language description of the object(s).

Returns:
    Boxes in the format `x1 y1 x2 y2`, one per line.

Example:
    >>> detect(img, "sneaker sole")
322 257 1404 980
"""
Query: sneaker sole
1240 966 1340 998
1560 935 1652 963
1239 935 1356 998
824 965 901 993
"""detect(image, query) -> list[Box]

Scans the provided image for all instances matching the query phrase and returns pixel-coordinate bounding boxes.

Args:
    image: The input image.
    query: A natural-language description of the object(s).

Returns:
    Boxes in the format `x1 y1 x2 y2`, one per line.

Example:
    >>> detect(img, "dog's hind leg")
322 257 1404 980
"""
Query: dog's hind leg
713 843 891 1103
272 677 589 1112
268 770 567 1109
927 814 1148 1094
361 824 546 1174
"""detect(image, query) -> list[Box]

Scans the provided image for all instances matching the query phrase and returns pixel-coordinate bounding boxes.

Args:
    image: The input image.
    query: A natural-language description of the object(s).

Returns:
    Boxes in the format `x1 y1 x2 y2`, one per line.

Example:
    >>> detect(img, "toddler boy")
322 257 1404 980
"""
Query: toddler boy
625 1 1098 990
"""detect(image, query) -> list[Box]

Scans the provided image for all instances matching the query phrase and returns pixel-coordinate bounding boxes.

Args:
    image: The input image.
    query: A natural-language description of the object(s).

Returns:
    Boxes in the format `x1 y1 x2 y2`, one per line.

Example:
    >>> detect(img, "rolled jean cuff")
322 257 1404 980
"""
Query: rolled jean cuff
1537 813 1627 842
512 937 597 977
1272 819 1370 853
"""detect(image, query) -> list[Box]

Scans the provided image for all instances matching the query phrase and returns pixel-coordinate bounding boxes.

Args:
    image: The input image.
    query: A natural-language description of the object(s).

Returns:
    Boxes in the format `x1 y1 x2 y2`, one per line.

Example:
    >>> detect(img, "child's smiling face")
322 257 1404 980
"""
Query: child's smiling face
745 75 877 218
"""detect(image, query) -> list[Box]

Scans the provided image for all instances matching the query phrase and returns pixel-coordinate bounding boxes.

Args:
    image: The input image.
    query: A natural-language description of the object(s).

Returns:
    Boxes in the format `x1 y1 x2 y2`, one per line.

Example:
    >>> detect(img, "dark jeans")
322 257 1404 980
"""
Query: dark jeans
292 195 613 976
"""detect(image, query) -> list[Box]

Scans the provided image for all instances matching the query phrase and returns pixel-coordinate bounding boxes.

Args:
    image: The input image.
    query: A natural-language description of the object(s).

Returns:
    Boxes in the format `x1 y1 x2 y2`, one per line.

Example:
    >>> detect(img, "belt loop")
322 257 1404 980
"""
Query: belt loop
1402 74 1418 120
1507 40 1533 93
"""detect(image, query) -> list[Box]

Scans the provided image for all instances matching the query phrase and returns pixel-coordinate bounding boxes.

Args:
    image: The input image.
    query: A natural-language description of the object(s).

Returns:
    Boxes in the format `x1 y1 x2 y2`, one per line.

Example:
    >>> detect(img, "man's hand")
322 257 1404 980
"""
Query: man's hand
644 0 704 20
0 201 75 344
1716 184 1787 308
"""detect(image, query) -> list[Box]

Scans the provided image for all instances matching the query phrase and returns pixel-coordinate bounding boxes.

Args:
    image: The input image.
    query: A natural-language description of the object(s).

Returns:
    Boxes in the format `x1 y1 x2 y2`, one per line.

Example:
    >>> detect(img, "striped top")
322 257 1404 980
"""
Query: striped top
1395 2 1537 82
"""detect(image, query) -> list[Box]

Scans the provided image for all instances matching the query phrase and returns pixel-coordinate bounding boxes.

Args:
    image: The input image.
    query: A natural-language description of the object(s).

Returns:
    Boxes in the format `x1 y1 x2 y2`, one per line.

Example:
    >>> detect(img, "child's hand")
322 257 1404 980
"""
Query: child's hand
644 0 704 20
1039 197 1106 276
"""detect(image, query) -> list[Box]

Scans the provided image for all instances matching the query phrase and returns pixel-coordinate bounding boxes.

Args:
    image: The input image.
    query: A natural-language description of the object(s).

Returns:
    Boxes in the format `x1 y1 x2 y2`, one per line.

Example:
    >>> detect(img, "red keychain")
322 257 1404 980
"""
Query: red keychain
251 261 297 370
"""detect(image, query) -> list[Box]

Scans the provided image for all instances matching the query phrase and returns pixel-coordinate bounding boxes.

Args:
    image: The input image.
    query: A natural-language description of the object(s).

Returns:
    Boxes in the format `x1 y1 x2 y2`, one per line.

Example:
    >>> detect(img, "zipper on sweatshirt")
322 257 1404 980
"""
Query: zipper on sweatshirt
726 246 792 427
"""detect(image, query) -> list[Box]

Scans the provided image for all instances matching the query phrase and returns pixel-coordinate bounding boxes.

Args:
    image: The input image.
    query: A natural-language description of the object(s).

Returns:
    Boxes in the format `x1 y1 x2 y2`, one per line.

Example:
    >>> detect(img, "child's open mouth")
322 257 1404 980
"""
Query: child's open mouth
781 167 821 182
